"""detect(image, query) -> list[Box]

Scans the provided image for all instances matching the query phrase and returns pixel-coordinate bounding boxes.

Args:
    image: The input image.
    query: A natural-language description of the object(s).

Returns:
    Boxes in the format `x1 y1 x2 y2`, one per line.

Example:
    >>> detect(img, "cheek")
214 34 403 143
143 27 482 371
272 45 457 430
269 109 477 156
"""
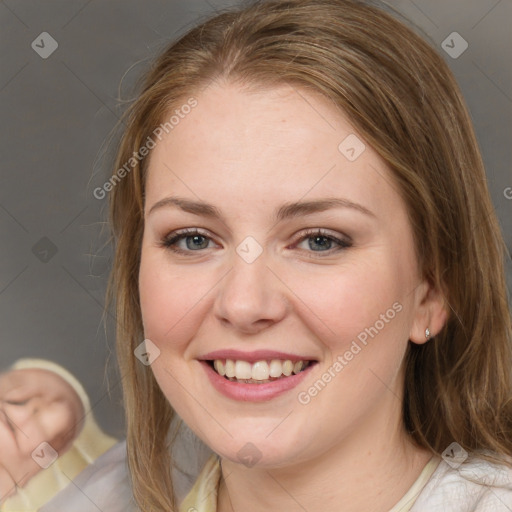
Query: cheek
138 248 215 353
288 264 411 434
288 254 409 351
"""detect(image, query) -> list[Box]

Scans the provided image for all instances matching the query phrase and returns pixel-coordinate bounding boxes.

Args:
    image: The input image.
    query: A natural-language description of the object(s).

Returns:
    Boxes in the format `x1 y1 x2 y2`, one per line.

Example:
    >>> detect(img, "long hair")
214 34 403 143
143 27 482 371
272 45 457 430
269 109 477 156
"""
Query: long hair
106 0 512 509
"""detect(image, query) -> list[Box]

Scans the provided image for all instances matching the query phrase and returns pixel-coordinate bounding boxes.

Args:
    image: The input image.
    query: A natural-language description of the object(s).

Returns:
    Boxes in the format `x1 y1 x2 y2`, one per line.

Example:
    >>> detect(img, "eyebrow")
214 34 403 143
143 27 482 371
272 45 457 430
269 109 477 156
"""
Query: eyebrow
147 196 376 221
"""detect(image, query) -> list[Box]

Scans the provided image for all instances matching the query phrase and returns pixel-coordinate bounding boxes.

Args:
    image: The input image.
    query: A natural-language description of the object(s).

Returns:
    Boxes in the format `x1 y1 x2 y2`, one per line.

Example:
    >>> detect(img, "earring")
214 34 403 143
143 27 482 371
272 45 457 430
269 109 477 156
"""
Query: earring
425 327 431 340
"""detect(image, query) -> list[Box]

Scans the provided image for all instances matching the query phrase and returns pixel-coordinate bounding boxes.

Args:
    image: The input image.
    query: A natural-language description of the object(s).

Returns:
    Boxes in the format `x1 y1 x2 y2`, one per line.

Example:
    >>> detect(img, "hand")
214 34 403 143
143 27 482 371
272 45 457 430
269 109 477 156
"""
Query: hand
0 368 84 500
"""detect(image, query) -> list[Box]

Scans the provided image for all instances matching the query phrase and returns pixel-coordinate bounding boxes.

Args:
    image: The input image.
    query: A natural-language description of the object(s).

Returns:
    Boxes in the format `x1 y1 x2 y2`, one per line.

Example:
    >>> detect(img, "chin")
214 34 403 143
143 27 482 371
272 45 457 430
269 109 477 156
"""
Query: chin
208 432 309 469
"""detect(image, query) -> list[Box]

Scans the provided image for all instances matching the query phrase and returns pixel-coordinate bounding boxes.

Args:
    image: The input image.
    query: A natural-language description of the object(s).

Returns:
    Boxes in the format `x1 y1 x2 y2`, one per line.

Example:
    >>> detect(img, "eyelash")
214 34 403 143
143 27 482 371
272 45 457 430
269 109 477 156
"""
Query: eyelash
160 228 352 258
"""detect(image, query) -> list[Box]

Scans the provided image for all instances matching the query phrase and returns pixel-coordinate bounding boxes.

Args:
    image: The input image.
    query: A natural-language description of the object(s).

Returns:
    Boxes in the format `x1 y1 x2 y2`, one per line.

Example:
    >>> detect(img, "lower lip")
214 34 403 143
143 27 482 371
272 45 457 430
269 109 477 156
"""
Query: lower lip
200 361 316 402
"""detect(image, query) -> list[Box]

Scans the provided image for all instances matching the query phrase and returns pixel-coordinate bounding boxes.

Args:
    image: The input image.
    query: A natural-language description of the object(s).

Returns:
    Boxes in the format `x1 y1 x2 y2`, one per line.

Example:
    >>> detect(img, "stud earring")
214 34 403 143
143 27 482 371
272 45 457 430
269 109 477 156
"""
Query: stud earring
425 327 431 340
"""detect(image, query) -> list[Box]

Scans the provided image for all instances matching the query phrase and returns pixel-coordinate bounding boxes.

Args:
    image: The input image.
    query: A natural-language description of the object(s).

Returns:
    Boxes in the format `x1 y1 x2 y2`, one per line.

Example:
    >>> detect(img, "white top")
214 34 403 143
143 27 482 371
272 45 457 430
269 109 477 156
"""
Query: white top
40 438 512 512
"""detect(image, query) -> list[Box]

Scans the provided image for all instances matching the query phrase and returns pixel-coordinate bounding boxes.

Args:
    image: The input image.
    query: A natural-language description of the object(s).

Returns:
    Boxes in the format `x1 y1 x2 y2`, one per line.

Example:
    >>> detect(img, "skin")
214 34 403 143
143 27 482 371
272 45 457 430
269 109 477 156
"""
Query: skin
0 368 84 502
139 82 447 512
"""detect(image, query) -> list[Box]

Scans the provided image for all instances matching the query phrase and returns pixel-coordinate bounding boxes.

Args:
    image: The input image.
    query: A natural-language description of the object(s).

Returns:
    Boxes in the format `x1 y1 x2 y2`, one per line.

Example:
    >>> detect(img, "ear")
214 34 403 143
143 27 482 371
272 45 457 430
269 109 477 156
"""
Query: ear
409 278 448 345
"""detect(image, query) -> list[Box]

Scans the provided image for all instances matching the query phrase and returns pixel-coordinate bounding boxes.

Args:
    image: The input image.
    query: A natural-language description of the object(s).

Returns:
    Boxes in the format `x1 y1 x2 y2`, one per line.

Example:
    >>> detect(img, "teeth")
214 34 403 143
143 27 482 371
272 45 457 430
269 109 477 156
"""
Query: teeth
213 360 225 376
252 361 269 380
212 359 310 381
282 360 293 376
225 359 236 378
235 360 252 380
293 361 304 374
269 359 283 378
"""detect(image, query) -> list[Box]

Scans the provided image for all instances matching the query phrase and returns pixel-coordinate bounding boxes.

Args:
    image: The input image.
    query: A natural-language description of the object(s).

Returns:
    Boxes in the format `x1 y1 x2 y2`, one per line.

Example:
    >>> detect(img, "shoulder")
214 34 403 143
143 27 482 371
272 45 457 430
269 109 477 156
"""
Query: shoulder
38 430 214 512
39 441 140 512
411 453 512 511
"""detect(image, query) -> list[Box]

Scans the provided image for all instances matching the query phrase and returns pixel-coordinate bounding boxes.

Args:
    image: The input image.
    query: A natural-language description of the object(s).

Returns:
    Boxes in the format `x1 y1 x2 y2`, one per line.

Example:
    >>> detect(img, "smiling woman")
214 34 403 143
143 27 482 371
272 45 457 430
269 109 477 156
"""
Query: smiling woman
104 0 512 511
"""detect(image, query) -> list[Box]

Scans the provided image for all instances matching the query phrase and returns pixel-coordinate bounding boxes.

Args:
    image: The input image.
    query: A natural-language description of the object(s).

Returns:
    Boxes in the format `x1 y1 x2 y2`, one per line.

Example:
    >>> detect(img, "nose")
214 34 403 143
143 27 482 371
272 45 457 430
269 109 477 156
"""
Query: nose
213 249 289 335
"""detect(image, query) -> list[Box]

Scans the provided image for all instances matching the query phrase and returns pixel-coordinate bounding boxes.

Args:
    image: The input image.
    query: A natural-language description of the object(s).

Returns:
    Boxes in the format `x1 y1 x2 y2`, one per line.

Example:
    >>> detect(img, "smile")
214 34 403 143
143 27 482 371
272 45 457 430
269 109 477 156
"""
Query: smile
199 351 318 402
210 359 312 383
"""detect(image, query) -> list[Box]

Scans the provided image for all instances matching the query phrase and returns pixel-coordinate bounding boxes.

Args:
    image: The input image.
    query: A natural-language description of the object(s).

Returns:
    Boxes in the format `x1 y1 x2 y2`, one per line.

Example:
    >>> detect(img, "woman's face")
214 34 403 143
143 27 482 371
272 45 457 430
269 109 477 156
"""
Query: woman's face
0 368 83 498
139 83 445 468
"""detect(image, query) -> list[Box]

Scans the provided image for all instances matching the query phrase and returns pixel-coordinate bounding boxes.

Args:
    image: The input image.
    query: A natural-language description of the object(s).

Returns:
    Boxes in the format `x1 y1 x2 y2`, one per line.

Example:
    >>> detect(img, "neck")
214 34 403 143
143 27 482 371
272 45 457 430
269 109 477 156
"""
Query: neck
217 396 434 512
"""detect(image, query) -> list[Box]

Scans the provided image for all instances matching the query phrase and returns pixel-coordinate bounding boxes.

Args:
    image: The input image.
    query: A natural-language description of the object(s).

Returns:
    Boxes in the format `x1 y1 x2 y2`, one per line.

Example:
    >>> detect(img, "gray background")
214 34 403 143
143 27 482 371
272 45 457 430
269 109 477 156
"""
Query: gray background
0 0 511 437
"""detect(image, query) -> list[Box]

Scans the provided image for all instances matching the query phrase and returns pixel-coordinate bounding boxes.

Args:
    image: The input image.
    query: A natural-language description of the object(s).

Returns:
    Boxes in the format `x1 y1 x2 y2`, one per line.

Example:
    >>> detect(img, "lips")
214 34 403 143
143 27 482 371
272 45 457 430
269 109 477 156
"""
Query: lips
198 350 318 401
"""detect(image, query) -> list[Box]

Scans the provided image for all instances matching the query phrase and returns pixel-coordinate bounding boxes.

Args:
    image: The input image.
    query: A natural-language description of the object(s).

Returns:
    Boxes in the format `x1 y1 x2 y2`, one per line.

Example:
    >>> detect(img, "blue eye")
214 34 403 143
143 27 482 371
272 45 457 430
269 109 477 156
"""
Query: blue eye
295 229 352 255
161 229 214 253
160 228 352 257
310 236 333 250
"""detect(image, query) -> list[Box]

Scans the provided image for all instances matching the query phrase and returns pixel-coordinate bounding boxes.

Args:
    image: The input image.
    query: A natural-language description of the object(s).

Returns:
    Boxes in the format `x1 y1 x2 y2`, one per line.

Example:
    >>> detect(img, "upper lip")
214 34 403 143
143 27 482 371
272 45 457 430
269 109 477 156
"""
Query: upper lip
199 349 317 363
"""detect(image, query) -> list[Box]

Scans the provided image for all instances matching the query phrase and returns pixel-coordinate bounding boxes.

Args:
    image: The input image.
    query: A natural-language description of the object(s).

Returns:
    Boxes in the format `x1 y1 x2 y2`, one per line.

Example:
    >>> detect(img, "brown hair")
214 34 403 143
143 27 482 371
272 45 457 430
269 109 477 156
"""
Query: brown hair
107 0 512 509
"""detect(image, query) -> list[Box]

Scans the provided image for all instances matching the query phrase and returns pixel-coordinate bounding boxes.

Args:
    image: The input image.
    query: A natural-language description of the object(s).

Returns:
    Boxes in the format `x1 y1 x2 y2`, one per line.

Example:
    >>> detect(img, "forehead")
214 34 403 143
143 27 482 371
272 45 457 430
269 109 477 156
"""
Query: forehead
145 82 399 221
